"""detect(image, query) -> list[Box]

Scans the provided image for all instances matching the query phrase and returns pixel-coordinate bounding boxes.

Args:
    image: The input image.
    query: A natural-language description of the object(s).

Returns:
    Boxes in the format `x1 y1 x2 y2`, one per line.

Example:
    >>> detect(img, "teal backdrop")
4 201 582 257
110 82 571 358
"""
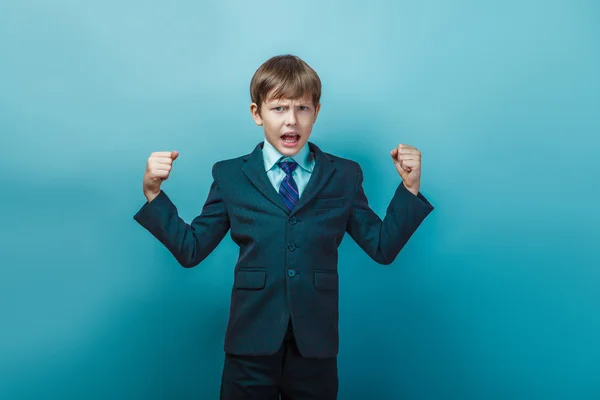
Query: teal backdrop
1 0 598 399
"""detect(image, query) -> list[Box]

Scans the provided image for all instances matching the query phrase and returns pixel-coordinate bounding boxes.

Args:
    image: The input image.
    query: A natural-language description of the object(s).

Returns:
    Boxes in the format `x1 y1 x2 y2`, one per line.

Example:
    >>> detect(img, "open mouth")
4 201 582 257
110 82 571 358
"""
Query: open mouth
281 134 300 146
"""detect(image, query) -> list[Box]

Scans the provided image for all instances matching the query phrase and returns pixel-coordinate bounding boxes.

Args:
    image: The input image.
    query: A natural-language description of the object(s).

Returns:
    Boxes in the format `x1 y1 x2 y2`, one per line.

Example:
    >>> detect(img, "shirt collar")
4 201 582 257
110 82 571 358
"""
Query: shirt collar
262 138 314 173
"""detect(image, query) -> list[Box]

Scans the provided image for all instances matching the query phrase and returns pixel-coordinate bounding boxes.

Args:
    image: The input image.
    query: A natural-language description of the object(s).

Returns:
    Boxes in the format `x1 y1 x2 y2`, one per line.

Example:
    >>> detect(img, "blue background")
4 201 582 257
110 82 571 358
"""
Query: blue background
1 0 598 399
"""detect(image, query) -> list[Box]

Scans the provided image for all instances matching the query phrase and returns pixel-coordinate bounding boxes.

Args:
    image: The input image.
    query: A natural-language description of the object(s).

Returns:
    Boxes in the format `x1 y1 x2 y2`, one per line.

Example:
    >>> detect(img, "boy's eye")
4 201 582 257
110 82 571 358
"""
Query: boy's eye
273 106 309 111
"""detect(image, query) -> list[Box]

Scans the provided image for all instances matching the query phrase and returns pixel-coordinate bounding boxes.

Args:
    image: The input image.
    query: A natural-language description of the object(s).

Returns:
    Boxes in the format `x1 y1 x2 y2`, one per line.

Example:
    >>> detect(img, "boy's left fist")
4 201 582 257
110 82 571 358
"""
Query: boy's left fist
390 144 421 196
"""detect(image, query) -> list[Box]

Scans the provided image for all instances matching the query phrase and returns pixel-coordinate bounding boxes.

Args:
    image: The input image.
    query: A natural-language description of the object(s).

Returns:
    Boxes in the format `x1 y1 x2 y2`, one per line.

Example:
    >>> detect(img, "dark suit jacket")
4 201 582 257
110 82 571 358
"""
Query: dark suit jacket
133 141 434 358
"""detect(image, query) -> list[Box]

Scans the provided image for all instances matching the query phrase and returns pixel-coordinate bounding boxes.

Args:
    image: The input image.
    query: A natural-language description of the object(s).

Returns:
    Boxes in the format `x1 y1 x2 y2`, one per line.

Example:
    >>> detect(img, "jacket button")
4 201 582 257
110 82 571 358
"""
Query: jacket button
288 269 296 278
289 216 297 225
287 242 296 251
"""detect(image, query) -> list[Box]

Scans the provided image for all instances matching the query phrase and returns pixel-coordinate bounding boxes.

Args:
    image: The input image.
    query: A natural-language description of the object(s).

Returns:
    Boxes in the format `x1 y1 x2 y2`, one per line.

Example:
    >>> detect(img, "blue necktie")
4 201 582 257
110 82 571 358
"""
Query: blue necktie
278 159 299 211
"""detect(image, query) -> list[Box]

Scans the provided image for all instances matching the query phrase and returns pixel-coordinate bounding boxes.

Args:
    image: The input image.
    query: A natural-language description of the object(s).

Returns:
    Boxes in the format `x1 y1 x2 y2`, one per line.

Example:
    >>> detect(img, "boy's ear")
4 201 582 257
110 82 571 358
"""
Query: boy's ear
250 102 263 126
314 102 321 122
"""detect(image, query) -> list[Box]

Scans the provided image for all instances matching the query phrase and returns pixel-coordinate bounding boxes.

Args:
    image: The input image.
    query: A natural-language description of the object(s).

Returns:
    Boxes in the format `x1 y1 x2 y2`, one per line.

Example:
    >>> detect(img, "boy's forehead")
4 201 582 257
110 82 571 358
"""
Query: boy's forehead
265 95 312 104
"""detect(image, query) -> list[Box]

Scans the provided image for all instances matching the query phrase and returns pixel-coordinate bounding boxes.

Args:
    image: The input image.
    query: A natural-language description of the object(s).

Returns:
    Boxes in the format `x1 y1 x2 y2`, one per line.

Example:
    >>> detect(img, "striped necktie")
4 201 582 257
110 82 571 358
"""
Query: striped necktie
278 159 299 211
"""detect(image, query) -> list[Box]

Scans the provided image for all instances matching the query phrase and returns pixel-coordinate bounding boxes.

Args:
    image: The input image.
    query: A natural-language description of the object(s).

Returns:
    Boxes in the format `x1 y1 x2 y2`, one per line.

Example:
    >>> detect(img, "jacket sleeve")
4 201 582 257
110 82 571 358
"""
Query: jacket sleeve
133 163 230 268
345 163 434 265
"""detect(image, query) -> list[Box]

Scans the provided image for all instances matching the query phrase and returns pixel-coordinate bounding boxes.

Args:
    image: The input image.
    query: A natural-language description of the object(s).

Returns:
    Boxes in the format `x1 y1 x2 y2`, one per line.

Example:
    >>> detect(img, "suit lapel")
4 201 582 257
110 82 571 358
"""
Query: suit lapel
241 141 336 216
289 141 336 216
242 142 289 214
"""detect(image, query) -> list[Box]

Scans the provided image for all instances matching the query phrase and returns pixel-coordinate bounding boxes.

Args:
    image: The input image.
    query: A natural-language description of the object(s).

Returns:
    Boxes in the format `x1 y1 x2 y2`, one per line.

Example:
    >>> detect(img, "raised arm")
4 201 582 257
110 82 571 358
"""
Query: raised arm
345 162 434 265
134 155 230 268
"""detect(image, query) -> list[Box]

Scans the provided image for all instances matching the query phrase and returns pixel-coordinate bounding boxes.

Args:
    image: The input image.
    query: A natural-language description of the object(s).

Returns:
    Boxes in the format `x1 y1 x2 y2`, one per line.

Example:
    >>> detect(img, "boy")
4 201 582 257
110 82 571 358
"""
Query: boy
134 54 434 399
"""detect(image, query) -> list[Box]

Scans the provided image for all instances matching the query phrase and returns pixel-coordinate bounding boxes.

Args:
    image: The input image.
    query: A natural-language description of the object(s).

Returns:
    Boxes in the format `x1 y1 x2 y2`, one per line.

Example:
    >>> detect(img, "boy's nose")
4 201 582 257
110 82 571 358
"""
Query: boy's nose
286 110 297 125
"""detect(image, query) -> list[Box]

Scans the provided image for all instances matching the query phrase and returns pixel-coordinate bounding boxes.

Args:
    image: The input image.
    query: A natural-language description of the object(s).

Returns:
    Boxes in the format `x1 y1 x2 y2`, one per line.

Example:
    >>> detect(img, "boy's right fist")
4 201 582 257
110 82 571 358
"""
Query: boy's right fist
143 151 179 202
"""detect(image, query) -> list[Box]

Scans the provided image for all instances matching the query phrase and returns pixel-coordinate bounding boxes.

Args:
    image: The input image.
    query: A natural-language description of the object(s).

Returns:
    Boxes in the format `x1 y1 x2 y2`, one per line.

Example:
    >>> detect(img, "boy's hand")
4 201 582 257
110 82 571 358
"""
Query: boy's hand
390 144 421 196
143 151 179 202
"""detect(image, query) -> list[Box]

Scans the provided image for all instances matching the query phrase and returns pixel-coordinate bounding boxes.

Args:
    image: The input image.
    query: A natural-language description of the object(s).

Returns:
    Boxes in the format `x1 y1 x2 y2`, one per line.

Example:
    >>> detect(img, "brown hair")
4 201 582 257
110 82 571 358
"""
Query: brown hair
250 54 321 115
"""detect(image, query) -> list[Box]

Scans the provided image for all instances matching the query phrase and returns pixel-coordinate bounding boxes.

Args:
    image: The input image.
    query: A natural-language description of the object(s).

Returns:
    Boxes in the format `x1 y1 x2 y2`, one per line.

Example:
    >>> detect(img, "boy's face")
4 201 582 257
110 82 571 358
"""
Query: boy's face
250 93 321 157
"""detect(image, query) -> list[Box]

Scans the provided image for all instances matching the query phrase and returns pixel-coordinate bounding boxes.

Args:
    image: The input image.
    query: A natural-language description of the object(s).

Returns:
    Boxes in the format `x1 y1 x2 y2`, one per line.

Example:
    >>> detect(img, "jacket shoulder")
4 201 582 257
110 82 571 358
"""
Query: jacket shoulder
324 152 360 172
212 153 249 172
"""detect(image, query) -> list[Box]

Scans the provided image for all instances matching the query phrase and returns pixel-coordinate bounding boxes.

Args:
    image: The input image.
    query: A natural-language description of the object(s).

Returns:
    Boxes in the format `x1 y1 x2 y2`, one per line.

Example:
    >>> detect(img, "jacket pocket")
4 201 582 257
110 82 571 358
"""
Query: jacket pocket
235 268 266 290
314 270 338 291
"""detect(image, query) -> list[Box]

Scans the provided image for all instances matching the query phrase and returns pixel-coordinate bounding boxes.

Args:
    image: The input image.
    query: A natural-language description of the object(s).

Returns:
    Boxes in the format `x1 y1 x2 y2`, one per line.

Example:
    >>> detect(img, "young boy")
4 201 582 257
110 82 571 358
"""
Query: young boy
134 54 434 399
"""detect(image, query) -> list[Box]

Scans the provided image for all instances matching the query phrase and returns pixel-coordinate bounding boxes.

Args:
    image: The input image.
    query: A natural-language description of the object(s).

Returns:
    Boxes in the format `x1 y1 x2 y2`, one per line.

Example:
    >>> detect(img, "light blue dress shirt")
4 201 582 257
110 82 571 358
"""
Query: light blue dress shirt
262 138 315 198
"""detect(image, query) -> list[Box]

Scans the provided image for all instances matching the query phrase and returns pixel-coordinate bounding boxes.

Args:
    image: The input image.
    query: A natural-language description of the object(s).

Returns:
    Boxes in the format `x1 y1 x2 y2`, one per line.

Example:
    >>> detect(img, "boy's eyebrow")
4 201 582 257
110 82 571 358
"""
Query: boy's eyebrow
268 100 310 106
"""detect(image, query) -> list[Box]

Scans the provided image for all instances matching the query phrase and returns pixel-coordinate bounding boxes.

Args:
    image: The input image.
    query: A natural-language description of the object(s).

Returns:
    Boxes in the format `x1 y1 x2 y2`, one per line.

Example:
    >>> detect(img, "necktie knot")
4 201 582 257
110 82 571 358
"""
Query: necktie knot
278 159 298 176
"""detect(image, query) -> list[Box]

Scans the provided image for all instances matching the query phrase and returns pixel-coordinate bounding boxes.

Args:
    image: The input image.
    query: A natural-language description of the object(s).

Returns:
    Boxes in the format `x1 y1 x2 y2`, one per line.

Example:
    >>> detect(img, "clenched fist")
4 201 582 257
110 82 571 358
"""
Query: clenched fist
390 144 421 196
143 151 179 202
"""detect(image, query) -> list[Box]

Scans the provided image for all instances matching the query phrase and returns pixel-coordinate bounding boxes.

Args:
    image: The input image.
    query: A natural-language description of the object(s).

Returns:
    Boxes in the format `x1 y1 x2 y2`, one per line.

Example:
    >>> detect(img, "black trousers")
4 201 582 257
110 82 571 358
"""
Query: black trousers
220 320 338 399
